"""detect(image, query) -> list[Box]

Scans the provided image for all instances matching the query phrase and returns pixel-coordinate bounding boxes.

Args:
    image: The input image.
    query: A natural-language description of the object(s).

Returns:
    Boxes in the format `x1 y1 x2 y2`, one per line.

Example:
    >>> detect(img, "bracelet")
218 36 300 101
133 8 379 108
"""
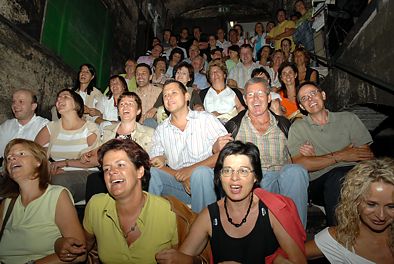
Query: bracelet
331 152 338 163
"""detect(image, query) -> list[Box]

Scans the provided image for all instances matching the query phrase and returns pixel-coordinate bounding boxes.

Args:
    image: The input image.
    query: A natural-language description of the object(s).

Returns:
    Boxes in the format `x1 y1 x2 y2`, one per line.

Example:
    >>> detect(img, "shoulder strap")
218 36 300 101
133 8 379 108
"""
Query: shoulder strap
0 197 16 242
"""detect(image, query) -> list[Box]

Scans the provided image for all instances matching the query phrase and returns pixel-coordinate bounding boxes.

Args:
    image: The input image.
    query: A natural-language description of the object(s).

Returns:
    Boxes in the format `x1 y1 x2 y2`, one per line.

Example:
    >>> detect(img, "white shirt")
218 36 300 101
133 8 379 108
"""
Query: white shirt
204 87 236 115
315 227 375 264
0 115 49 158
96 96 119 122
228 62 260 89
149 110 227 169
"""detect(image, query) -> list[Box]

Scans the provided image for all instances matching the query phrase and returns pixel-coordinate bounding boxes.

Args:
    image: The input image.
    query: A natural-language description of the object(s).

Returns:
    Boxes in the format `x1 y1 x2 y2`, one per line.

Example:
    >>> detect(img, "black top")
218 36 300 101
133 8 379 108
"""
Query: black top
305 67 319 84
208 200 279 264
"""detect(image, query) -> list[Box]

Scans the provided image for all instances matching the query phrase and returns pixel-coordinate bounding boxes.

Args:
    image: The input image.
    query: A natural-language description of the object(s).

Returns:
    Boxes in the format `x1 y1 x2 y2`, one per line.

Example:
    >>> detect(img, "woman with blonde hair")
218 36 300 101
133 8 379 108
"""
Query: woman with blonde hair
0 139 85 263
306 158 394 263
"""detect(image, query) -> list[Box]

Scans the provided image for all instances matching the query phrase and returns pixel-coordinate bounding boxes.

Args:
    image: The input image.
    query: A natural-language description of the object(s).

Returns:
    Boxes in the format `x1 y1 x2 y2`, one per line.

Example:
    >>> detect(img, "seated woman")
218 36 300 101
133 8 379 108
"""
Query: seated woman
294 47 318 84
83 92 154 201
95 75 128 127
0 139 85 264
264 50 285 91
257 45 272 67
55 139 209 263
200 59 245 123
35 89 100 202
151 57 169 87
281 38 293 62
156 141 306 264
225 45 240 73
306 158 394 264
278 61 303 120
166 48 184 77
72 63 104 122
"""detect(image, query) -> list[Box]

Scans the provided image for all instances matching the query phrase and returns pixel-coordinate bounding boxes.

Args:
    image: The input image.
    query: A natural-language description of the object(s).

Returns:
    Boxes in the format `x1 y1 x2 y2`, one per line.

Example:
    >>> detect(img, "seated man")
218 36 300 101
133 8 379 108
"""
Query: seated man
288 82 374 225
0 89 49 162
216 77 309 227
227 44 260 89
148 79 228 213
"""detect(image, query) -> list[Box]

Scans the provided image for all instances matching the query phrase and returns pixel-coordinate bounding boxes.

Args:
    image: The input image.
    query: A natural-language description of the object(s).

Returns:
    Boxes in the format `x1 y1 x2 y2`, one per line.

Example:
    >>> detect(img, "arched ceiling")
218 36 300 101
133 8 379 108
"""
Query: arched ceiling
162 0 284 21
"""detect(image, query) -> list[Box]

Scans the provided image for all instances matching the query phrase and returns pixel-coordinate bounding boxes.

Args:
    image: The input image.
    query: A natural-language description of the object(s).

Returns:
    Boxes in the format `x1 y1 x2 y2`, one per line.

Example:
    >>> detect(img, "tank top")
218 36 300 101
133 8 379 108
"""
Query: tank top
208 200 279 263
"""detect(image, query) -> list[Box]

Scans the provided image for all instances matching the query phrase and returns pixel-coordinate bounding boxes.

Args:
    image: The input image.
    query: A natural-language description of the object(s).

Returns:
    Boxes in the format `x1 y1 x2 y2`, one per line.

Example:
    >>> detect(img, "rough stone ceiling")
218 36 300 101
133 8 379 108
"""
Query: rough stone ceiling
162 0 278 21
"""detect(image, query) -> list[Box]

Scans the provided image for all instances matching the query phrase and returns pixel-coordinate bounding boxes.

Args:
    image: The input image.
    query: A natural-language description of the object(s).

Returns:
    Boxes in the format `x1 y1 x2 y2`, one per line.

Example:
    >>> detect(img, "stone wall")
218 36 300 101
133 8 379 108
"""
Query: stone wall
0 14 75 123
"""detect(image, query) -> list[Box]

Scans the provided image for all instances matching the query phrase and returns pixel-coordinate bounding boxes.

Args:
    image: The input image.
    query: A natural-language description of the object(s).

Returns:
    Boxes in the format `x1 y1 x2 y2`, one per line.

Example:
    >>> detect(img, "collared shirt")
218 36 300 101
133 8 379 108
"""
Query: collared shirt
236 111 291 172
204 86 236 115
228 62 260 89
135 84 162 115
268 20 296 51
0 114 49 158
193 72 210 90
288 111 373 180
150 110 228 170
84 192 178 264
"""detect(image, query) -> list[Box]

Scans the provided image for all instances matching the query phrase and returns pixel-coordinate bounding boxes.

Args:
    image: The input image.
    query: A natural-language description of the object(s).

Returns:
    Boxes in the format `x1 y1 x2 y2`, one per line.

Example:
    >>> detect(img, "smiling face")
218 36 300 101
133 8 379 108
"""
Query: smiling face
151 45 163 58
358 181 394 233
272 51 284 67
209 65 226 86
163 82 189 114
175 66 191 86
245 81 271 118
6 143 40 184
102 149 144 199
125 60 136 76
277 10 286 23
280 66 297 86
260 46 271 60
240 47 253 65
79 65 94 85
255 23 264 34
55 90 76 115
136 66 151 88
294 50 306 66
110 77 126 97
221 154 257 201
118 96 141 122
298 84 326 114
281 39 291 53
12 90 36 123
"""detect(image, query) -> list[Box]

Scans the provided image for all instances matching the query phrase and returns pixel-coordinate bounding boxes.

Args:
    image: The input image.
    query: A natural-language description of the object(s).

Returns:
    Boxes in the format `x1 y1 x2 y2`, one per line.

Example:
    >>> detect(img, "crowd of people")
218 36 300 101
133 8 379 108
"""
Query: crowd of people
0 1 393 263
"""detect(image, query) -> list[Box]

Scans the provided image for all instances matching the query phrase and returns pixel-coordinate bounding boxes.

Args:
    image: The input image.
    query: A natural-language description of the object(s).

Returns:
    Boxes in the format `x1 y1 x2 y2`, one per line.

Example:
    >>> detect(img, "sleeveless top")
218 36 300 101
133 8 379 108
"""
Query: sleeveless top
208 200 279 263
0 185 72 264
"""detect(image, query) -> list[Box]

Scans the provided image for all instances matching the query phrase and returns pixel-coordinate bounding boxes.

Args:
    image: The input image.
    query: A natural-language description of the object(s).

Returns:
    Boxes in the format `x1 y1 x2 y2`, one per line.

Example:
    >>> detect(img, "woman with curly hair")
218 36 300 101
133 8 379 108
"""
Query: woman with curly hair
306 158 394 263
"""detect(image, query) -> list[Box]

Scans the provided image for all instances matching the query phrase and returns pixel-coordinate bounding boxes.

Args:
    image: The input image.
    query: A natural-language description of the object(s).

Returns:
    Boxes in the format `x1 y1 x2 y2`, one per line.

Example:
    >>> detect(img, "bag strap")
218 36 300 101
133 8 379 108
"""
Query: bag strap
0 197 17 242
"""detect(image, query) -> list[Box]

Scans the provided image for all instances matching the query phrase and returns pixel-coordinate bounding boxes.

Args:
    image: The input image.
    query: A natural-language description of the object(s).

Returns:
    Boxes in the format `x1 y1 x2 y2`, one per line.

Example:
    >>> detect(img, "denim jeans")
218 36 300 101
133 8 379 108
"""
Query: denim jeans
148 166 217 213
294 21 315 53
261 164 309 228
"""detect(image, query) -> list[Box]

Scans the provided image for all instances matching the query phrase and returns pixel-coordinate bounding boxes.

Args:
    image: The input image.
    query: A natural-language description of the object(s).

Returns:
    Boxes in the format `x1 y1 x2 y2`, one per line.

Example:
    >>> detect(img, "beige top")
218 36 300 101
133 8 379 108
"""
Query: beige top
135 84 162 115
101 122 154 153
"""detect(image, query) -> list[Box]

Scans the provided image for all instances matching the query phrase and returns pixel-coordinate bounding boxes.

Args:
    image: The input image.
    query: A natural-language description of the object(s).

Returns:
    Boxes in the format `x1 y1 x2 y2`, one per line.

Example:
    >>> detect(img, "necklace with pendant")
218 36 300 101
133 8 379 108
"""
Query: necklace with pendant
123 223 137 238
224 192 253 228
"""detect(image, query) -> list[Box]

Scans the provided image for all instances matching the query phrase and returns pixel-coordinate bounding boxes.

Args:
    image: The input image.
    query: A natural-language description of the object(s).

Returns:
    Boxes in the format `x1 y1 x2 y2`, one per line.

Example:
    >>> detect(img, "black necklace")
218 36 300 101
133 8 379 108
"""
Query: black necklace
224 193 253 228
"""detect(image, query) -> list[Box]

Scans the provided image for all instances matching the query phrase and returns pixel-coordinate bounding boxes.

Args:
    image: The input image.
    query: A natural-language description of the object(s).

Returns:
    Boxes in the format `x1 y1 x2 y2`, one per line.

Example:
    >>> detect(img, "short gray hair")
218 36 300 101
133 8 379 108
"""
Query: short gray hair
244 77 271 94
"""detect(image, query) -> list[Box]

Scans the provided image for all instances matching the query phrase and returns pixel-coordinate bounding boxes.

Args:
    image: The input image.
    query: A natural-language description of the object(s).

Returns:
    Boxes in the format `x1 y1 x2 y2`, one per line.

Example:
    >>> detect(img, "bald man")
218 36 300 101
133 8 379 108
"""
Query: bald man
0 89 49 159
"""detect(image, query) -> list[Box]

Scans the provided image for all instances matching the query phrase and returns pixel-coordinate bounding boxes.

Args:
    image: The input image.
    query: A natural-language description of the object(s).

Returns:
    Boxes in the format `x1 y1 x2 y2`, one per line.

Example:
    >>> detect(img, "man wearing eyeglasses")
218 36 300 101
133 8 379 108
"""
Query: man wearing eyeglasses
214 77 309 228
288 82 374 226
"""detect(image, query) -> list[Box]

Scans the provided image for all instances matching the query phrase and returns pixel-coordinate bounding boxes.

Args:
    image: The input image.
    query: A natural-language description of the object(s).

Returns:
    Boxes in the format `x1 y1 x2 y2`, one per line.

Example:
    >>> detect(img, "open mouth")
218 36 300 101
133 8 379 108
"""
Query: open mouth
111 179 125 184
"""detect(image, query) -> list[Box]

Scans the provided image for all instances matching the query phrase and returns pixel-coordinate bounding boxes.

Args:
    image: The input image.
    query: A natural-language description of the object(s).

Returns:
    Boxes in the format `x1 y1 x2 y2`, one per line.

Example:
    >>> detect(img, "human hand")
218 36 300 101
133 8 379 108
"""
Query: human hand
336 144 374 162
175 167 194 182
88 107 101 117
299 141 315 156
55 237 86 262
50 161 66 175
269 99 283 116
144 107 158 119
80 150 94 164
151 156 167 168
155 248 194 264
182 178 191 196
212 134 233 154
193 104 204 111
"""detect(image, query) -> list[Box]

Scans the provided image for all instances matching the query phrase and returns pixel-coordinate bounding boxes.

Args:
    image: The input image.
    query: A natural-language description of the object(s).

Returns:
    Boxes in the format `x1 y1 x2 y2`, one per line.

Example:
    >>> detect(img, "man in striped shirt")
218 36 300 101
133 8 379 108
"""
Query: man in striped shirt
148 79 228 213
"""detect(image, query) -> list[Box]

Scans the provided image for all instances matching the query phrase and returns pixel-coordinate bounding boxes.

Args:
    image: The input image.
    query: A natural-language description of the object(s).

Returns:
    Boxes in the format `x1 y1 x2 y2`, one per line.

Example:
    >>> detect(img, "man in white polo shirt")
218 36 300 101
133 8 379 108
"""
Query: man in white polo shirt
0 89 49 159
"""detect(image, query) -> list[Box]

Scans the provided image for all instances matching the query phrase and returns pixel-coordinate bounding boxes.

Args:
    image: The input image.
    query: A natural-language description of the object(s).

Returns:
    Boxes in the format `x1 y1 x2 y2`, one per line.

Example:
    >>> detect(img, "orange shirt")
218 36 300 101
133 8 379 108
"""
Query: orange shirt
279 90 299 119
